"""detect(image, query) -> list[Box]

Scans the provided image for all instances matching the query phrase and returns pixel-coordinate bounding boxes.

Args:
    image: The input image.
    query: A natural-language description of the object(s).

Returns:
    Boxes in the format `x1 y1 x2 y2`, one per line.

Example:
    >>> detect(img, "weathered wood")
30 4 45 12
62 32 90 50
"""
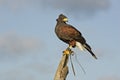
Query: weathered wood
54 53 69 80
54 47 74 80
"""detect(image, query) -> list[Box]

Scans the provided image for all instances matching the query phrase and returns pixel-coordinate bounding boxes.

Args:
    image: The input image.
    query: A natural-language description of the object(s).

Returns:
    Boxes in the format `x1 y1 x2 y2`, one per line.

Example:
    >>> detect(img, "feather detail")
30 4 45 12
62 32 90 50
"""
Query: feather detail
76 42 97 59
83 43 97 59
76 41 85 51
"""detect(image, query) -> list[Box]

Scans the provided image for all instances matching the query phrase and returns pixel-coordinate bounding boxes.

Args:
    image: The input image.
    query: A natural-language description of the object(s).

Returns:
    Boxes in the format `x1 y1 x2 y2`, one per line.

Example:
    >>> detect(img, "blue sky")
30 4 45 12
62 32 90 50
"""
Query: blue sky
0 0 120 80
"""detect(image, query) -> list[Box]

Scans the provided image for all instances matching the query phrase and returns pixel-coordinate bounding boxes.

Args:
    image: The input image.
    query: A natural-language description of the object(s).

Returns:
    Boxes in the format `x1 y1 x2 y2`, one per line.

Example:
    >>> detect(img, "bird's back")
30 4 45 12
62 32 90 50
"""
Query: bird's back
55 22 86 44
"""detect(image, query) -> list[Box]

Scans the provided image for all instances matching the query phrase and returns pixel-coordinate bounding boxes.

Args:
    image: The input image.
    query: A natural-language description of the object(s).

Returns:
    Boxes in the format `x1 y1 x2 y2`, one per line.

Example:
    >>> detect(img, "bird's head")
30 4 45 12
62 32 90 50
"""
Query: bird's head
56 14 68 22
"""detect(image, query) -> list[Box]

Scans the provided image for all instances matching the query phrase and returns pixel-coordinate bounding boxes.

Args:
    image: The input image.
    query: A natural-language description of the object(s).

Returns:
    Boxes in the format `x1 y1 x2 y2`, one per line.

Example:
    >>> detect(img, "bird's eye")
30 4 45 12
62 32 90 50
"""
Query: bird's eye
56 19 58 21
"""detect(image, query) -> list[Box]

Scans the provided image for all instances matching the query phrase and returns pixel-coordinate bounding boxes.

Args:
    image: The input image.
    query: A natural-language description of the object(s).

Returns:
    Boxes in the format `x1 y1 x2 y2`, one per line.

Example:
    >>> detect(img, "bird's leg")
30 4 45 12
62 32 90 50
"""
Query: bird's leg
63 45 74 55
63 40 76 55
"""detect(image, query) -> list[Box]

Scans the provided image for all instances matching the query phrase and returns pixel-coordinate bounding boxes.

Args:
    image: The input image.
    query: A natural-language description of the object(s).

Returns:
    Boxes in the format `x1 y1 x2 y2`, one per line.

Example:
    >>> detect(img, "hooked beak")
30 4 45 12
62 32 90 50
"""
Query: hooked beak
63 18 68 22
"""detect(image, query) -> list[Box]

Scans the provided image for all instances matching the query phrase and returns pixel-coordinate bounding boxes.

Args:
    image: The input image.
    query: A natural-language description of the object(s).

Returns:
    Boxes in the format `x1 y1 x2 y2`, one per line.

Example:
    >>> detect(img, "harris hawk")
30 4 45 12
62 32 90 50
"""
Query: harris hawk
55 14 97 59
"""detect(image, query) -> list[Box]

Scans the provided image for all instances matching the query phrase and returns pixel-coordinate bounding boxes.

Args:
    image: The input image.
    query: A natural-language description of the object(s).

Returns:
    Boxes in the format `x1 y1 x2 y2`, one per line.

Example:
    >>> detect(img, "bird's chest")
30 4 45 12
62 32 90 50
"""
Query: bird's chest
56 26 77 39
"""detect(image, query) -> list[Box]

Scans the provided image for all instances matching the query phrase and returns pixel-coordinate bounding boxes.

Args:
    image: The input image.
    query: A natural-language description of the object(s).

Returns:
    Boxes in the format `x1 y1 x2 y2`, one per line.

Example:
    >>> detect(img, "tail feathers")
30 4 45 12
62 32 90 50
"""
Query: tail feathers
76 41 85 51
83 43 97 59
76 42 97 59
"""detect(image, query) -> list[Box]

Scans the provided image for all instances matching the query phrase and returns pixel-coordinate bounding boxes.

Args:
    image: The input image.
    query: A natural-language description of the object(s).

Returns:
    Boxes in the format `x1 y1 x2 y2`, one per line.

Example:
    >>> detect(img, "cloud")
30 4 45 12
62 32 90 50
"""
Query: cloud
0 0 41 11
0 32 42 54
43 0 109 11
0 63 52 80
24 63 53 74
98 76 120 80
0 0 110 19
42 0 110 18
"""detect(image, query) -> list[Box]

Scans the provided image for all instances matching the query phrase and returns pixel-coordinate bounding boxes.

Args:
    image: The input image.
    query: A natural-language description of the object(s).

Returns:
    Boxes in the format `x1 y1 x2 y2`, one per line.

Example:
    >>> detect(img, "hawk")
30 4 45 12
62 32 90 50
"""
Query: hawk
55 14 97 59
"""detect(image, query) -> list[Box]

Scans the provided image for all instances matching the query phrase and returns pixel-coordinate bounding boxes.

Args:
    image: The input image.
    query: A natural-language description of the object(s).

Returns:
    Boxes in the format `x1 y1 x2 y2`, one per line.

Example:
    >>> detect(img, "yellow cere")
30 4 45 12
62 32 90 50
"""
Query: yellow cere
63 18 68 22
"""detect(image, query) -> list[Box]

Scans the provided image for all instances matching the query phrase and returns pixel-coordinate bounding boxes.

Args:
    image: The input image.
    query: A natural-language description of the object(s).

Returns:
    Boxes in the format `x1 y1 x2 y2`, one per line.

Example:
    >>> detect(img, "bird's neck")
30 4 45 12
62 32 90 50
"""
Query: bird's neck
56 21 66 25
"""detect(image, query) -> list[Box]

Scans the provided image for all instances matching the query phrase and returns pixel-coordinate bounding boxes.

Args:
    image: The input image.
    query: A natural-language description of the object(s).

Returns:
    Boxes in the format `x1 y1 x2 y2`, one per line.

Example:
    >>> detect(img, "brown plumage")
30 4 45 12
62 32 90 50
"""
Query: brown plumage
55 14 97 59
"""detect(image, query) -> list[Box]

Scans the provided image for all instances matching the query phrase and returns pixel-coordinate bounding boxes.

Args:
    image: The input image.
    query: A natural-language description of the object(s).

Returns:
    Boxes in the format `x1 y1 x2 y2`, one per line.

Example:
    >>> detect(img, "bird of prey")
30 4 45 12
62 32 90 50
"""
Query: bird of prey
55 14 97 59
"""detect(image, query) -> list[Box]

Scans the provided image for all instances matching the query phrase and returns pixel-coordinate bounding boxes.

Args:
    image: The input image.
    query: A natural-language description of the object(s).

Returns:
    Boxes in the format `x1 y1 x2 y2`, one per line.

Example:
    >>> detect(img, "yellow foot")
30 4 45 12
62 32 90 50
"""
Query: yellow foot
63 49 73 55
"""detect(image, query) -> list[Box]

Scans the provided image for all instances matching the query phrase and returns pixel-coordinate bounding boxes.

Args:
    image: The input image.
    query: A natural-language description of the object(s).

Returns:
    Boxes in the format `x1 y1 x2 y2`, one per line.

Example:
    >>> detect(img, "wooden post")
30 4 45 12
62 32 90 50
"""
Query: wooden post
54 54 69 80
54 49 73 80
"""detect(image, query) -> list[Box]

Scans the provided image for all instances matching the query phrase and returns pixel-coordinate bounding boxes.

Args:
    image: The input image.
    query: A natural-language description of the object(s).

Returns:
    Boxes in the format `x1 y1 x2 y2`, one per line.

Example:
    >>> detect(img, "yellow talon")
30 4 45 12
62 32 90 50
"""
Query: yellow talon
63 49 73 55
63 50 70 55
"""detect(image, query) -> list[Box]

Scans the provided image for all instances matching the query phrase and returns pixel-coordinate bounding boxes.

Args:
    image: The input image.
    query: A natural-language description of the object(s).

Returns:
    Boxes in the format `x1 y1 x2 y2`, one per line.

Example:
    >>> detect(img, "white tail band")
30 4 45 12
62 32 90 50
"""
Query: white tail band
76 41 85 51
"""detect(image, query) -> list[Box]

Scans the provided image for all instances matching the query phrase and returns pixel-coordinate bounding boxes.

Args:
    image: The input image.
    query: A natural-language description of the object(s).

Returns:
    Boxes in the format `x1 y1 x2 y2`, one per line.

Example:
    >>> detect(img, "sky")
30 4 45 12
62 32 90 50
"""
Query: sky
0 0 120 80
